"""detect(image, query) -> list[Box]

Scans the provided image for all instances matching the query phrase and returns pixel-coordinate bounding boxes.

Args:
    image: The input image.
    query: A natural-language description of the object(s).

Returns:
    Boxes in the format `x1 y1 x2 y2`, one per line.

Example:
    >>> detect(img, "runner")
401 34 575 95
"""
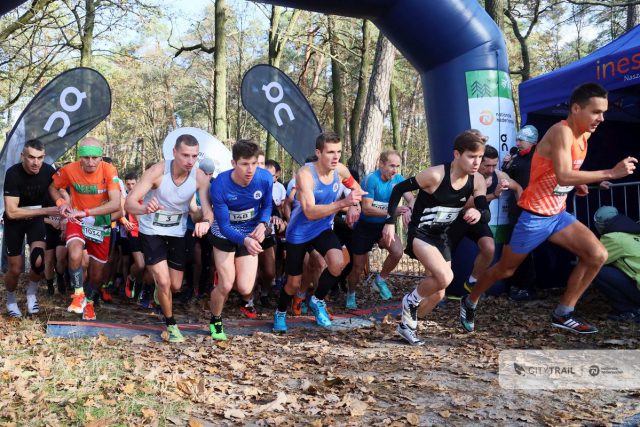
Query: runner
125 134 213 343
382 130 489 345
460 82 637 334
3 139 59 317
273 131 365 332
346 150 413 309
49 137 123 321
121 172 147 302
207 139 273 340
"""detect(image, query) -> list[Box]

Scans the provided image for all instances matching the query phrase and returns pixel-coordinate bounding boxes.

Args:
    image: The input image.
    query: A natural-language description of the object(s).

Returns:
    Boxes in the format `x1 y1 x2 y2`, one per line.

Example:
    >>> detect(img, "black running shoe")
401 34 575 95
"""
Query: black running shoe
551 312 598 334
460 298 476 332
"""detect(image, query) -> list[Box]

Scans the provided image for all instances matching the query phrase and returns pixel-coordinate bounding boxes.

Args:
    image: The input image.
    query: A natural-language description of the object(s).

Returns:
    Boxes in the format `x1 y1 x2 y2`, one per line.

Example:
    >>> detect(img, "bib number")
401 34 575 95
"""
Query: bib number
552 184 574 196
229 208 255 223
82 224 105 243
153 211 182 227
372 201 389 210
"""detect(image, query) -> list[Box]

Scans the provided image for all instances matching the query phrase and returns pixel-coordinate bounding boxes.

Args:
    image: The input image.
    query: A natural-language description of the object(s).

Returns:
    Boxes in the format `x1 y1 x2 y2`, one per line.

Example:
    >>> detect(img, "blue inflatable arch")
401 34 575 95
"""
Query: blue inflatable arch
255 0 510 165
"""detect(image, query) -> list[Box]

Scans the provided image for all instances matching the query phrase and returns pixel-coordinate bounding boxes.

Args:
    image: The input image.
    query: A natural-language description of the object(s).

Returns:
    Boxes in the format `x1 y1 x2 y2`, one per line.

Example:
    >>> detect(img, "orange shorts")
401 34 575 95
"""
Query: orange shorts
65 221 111 263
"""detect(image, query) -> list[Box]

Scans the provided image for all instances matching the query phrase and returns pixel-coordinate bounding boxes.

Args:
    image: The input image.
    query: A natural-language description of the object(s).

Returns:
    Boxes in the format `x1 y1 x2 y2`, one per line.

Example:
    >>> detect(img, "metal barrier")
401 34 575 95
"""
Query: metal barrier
571 181 640 228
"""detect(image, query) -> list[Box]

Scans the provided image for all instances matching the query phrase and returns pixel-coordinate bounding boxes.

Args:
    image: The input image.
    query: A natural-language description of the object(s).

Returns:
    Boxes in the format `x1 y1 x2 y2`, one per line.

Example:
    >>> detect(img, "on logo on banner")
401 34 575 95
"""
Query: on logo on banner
261 82 295 126
43 87 87 137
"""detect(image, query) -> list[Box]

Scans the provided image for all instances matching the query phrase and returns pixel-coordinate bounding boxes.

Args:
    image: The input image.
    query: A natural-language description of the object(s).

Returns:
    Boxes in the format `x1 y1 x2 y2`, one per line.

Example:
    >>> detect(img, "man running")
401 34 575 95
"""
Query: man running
125 134 213 343
3 139 59 317
49 137 122 321
460 82 637 334
273 131 365 332
346 150 413 309
383 130 489 345
207 140 272 339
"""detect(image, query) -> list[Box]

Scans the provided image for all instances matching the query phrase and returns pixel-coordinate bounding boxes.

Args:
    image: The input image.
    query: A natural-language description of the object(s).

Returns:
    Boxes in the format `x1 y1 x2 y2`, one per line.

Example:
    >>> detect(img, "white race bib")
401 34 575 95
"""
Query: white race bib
152 210 183 227
372 201 389 210
552 184 574 196
432 207 463 226
82 224 105 243
229 208 256 223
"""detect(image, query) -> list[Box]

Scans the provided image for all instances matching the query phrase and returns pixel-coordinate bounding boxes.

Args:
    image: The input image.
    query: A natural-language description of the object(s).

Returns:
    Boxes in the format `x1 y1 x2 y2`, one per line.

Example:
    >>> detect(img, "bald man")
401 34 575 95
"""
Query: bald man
49 137 123 321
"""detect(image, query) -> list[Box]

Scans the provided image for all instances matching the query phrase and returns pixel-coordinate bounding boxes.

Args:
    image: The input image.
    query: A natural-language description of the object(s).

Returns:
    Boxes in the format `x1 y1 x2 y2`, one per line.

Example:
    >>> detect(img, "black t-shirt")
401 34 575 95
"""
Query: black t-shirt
3 162 55 219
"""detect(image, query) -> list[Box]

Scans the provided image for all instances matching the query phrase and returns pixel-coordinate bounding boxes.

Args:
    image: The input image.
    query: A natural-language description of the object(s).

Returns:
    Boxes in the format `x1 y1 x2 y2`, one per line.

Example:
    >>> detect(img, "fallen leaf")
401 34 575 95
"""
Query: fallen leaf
141 408 157 419
406 413 420 425
122 383 135 395
253 392 287 414
349 399 368 417
439 410 451 418
187 419 204 427
224 409 246 420
84 419 111 427
132 335 151 345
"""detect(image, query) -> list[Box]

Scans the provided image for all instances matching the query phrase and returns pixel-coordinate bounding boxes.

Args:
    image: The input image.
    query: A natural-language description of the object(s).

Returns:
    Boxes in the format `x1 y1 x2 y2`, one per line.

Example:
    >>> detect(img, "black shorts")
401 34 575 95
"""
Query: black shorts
261 235 277 250
108 226 118 258
446 216 493 252
333 214 353 249
351 221 384 255
45 223 63 250
128 235 142 253
286 228 342 276
406 227 451 262
208 234 250 258
117 232 131 256
4 218 46 257
139 232 186 271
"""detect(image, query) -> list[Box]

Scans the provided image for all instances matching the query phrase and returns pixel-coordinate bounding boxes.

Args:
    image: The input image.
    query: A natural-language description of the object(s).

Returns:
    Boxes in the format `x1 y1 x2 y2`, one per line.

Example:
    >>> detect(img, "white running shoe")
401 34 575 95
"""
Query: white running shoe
401 294 419 330
27 294 40 315
396 324 425 346
7 302 22 318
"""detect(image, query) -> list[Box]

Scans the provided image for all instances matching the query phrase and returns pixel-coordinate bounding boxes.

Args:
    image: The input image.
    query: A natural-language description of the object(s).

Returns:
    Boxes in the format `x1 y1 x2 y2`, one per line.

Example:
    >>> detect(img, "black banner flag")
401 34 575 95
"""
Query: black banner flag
241 64 321 165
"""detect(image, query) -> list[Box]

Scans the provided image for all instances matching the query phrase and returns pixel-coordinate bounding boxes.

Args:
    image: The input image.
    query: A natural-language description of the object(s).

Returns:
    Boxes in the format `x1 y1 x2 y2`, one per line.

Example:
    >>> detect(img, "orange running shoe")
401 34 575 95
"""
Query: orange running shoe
82 301 96 321
292 295 304 316
67 292 86 314
101 287 113 303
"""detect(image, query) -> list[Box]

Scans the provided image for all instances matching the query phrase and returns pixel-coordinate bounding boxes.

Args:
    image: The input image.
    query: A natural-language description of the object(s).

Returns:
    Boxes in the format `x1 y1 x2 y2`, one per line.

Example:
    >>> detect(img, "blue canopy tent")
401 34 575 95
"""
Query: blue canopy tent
519 27 640 288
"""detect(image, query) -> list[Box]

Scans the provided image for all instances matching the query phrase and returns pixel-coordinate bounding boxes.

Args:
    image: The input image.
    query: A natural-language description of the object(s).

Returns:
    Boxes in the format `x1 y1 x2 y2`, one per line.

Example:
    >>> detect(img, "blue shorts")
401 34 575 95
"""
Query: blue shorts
509 210 576 254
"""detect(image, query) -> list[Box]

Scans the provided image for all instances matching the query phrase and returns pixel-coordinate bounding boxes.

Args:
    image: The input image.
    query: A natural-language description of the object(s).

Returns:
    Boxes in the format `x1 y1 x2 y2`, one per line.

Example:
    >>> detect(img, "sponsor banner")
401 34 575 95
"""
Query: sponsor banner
466 70 516 242
162 127 232 178
499 350 640 390
241 64 321 165
0 67 111 216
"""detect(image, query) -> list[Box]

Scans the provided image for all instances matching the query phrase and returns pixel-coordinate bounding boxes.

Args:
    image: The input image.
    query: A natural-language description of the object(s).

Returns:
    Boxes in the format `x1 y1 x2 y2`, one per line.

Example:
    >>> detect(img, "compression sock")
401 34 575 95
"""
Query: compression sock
314 268 340 300
277 290 294 313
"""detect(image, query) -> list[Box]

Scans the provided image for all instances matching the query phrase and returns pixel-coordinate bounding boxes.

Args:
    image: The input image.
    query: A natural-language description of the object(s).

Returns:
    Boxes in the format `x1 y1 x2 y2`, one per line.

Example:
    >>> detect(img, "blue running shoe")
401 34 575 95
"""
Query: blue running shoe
345 292 357 310
372 275 392 300
273 310 288 333
308 296 332 327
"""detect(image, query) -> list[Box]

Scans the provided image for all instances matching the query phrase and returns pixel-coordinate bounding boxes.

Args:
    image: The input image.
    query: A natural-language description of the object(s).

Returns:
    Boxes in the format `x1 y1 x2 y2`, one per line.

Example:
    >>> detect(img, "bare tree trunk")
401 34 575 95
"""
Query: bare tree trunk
349 19 373 156
80 0 95 67
328 16 345 141
485 0 504 31
214 0 227 140
389 82 400 152
352 34 396 178
627 4 640 31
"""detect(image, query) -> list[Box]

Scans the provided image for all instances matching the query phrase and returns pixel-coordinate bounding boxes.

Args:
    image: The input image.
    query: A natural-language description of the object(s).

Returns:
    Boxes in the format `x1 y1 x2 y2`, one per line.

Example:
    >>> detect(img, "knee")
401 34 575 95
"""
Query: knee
327 257 345 277
433 269 454 289
8 262 21 277
593 247 608 267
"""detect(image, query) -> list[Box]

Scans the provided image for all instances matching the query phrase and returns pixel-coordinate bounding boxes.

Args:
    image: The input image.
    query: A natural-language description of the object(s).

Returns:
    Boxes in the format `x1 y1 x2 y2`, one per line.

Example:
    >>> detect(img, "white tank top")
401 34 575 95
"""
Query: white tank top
138 161 197 237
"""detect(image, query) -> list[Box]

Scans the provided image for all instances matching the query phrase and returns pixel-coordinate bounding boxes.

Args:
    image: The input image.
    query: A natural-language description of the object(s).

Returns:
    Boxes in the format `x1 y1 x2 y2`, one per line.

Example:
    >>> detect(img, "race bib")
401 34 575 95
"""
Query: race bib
372 201 389 210
152 211 183 227
432 207 463 226
229 208 256 223
82 224 105 243
23 205 42 210
552 184 574 196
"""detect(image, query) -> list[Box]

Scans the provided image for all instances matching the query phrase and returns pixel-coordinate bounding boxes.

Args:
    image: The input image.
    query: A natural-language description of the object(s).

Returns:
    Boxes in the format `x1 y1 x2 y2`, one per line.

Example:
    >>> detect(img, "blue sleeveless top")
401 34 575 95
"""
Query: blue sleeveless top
286 163 340 244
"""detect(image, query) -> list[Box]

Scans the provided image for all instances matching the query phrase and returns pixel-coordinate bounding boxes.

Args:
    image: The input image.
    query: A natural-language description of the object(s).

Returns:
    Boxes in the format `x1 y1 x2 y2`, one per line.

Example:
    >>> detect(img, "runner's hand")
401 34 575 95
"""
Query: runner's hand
346 205 360 226
121 217 134 232
402 209 412 226
599 180 612 190
45 206 60 216
248 223 266 243
192 221 210 238
382 223 396 247
342 188 367 207
610 156 637 179
463 208 481 224
494 179 510 197
270 216 284 233
575 184 589 197
58 202 72 217
244 236 263 256
144 196 163 214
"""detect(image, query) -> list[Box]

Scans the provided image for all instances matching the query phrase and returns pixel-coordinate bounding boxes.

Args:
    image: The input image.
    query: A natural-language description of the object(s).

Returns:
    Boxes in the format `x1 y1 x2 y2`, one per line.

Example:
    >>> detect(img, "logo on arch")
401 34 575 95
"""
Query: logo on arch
253 190 263 200
479 110 494 126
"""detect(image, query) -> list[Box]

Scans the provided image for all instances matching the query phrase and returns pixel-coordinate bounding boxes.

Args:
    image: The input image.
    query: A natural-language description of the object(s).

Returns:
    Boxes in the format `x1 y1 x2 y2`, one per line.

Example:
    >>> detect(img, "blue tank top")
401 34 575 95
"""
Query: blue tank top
360 169 405 224
286 163 340 244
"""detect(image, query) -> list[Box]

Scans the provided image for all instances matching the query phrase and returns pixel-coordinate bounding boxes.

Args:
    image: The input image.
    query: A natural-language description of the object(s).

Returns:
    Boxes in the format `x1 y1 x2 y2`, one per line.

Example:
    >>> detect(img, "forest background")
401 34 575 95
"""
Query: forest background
1 0 639 181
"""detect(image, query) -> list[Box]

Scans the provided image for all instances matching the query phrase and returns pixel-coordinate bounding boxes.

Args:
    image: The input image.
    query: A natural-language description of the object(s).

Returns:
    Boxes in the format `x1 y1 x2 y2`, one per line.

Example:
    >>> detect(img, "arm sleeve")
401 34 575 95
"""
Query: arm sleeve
385 177 420 224
473 195 491 223
211 179 246 246
258 175 273 224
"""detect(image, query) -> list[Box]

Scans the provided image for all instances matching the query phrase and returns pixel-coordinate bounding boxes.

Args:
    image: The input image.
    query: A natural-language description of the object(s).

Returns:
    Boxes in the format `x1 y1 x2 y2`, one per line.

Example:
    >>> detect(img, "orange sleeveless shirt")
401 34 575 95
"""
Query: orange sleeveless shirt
518 120 587 216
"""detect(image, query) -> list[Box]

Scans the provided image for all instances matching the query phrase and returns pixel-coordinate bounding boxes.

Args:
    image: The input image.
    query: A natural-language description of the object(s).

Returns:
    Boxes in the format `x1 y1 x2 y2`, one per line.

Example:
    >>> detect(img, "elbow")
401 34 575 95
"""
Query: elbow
5 210 16 220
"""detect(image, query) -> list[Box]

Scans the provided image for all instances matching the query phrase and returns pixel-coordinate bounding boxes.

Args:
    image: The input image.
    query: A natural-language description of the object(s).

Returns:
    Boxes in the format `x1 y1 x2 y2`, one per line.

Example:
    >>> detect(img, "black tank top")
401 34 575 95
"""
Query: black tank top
486 171 498 194
410 163 475 235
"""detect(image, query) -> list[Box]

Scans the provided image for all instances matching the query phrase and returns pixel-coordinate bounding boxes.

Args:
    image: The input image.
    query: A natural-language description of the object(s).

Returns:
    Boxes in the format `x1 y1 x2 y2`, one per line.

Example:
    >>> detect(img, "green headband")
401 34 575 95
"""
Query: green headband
78 145 103 157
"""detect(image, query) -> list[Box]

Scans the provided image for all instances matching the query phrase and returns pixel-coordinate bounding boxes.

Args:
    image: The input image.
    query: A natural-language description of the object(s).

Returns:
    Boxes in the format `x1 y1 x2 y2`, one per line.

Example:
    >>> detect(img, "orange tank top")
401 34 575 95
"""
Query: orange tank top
518 120 587 216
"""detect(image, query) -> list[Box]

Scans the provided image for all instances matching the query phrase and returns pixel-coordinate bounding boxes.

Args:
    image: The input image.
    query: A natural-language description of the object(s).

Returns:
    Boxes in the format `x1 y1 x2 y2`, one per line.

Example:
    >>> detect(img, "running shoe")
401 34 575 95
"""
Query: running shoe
273 310 288 333
460 298 476 332
6 302 22 318
292 294 304 316
153 287 160 306
82 301 96 321
463 281 476 293
401 294 419 330
396 324 425 346
608 310 640 323
100 286 113 303
372 275 393 300
209 320 227 341
125 276 135 299
301 300 308 315
167 324 185 343
345 292 357 310
67 292 86 314
308 296 332 327
47 281 55 296
26 294 39 315
138 290 154 309
239 300 257 319
551 312 598 334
